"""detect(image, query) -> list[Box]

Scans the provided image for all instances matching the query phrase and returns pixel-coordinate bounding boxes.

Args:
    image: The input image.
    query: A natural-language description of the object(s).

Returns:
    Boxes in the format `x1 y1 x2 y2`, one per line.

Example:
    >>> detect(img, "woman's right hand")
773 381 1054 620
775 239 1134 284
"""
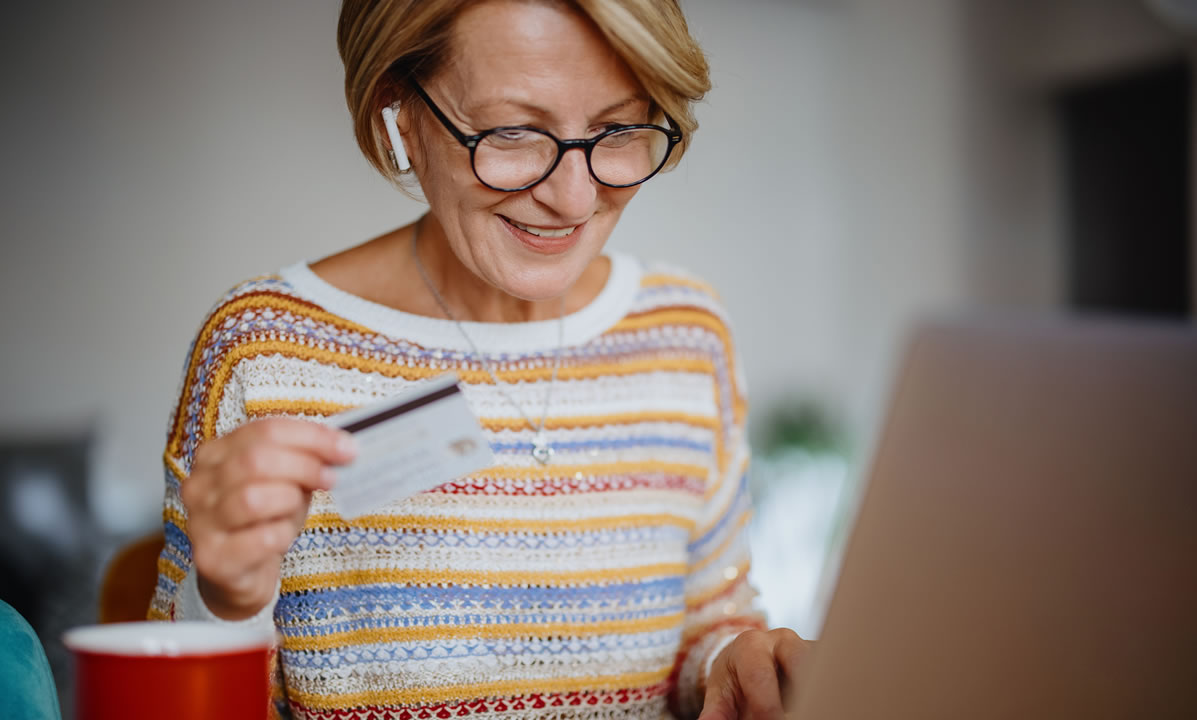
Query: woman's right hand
181 418 358 620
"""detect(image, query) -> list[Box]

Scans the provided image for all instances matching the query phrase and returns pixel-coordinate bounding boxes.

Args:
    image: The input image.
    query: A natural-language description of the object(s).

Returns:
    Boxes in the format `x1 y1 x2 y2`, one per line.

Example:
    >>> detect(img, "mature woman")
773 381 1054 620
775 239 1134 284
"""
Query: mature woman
150 1 807 718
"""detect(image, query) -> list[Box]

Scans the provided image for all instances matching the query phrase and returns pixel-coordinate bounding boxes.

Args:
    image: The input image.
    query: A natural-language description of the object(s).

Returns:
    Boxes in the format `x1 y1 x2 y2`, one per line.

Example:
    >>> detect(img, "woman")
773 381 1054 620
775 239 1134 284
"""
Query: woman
150 1 808 718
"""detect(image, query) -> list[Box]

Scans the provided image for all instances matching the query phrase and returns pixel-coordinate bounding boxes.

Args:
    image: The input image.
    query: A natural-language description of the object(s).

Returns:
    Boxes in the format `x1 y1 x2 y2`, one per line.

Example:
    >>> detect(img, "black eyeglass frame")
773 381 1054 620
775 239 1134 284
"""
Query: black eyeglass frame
407 79 684 192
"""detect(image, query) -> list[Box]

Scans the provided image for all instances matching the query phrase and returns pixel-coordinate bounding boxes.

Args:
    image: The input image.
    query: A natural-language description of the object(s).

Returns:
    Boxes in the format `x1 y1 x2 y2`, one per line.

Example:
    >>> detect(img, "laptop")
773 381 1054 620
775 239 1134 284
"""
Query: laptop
790 316 1197 719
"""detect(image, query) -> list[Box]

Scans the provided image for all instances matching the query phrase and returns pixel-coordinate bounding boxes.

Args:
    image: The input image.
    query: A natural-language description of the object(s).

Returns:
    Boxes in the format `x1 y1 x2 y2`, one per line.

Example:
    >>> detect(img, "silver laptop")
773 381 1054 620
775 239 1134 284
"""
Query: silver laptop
790 316 1197 719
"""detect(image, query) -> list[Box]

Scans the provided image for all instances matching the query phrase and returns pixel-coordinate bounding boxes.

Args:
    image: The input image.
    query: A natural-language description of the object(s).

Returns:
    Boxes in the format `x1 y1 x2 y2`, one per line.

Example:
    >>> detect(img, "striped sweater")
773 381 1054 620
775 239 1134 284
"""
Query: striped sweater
149 251 765 719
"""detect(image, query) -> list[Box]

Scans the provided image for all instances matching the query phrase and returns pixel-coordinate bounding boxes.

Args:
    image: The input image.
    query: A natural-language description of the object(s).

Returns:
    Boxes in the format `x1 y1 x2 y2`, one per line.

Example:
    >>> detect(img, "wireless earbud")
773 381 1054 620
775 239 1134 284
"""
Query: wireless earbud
381 102 411 172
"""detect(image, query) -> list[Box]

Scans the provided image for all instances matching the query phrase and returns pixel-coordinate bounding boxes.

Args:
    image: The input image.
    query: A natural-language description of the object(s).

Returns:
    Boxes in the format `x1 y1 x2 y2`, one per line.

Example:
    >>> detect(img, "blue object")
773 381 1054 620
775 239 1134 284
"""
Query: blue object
0 600 62 720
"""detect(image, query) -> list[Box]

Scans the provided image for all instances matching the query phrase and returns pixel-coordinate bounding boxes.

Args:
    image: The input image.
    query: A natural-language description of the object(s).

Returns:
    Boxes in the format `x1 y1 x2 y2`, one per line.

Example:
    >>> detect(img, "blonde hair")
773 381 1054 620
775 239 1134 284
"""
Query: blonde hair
337 0 711 188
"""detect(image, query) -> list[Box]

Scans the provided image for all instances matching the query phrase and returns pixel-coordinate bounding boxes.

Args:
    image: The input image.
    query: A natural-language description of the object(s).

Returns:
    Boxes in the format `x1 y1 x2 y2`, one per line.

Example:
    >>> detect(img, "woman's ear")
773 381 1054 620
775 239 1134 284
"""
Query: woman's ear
381 101 411 172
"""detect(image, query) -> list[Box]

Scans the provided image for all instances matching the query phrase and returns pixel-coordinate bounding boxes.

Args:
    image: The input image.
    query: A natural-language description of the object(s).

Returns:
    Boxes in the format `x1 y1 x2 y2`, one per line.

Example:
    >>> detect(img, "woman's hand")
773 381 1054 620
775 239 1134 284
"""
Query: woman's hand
698 628 812 720
181 418 357 620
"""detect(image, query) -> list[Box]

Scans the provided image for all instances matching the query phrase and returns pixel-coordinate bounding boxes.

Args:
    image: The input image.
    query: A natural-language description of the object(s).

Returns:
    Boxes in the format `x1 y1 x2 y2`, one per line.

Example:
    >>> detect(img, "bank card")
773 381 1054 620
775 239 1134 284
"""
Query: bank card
329 373 493 519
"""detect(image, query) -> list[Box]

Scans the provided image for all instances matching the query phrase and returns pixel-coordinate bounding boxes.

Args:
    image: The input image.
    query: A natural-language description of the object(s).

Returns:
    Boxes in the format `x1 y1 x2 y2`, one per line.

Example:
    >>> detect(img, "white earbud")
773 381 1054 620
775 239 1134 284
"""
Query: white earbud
381 102 411 172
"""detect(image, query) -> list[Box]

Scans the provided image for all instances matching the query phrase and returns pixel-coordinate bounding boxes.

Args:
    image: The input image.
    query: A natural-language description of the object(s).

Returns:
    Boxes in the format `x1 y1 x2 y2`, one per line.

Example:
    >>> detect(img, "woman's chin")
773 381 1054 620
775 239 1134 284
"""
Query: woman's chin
488 256 598 307
494 273 582 306
484 221 607 304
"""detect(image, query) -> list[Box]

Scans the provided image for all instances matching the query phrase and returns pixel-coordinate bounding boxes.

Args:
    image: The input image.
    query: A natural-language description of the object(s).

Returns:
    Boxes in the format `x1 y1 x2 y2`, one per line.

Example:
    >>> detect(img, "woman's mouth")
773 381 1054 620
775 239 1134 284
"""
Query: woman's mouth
500 215 585 254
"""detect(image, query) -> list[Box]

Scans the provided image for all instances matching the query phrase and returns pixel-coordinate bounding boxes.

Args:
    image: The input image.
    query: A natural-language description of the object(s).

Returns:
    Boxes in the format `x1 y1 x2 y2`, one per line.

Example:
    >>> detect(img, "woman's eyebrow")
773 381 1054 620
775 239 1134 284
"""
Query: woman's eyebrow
594 96 648 117
463 95 649 122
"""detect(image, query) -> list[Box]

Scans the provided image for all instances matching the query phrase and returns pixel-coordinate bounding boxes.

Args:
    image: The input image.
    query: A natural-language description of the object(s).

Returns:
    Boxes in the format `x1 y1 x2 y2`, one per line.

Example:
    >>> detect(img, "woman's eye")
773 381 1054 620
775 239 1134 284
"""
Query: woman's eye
495 130 529 142
589 124 627 138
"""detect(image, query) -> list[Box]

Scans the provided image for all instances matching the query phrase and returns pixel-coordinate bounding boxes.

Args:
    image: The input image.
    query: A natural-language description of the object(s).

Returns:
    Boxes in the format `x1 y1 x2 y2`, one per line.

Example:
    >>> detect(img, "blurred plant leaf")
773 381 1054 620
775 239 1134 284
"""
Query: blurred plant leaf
757 398 845 456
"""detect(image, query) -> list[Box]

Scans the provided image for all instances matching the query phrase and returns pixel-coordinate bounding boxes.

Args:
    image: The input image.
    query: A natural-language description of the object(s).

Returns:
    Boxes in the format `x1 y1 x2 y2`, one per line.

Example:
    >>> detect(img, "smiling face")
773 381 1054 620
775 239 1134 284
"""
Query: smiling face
401 0 650 304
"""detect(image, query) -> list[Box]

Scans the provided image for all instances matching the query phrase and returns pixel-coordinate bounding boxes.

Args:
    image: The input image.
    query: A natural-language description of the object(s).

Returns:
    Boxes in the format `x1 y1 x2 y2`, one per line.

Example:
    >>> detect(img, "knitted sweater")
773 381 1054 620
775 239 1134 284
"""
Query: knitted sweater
149 252 765 720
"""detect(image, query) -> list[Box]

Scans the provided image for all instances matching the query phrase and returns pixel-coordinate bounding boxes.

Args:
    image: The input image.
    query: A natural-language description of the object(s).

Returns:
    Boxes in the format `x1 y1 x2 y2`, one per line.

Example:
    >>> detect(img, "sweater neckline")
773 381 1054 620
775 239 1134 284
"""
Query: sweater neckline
278 251 641 354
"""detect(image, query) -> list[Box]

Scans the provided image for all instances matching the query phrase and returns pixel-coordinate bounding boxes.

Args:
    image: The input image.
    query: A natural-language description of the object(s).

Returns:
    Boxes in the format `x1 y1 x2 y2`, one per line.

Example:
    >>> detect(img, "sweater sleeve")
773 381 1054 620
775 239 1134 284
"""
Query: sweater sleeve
146 279 288 719
668 315 768 718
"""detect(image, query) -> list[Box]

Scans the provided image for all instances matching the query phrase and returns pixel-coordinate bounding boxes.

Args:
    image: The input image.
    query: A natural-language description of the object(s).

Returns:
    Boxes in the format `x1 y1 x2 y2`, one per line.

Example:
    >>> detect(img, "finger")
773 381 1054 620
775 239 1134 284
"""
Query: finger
242 417 358 466
772 630 808 712
733 640 785 720
700 639 741 720
699 671 739 720
215 516 304 575
773 630 805 681
225 442 339 494
219 480 309 530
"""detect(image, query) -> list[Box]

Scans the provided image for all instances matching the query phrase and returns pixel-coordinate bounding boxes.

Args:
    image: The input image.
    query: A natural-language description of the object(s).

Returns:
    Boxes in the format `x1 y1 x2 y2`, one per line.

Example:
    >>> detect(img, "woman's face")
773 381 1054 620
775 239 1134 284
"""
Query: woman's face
404 0 650 302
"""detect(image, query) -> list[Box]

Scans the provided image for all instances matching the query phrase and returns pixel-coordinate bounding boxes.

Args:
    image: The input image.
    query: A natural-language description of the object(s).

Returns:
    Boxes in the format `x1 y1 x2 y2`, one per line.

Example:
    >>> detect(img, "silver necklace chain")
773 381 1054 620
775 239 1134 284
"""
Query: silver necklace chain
410 226 564 465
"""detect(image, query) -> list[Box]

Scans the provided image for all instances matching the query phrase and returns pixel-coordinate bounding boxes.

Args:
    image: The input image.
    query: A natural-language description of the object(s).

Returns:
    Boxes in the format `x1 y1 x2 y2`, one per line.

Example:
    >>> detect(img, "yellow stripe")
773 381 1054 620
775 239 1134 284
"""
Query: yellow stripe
163 505 187 531
485 410 718 432
640 273 718 296
166 291 375 456
282 612 685 653
200 340 715 443
280 562 688 595
702 451 749 506
163 452 186 483
612 309 729 341
287 668 672 710
304 511 695 534
684 559 752 610
681 615 768 646
157 556 186 585
611 307 743 483
244 398 354 418
689 508 753 574
692 455 750 541
242 400 719 435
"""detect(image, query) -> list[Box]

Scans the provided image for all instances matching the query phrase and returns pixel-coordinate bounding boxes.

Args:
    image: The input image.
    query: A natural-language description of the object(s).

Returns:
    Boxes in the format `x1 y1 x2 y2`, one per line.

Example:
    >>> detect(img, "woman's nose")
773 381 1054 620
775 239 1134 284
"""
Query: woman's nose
529 147 597 219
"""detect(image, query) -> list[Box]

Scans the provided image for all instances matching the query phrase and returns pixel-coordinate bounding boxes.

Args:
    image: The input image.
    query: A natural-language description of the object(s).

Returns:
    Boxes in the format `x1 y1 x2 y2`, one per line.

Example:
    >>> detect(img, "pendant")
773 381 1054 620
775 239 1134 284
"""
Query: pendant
531 433 554 465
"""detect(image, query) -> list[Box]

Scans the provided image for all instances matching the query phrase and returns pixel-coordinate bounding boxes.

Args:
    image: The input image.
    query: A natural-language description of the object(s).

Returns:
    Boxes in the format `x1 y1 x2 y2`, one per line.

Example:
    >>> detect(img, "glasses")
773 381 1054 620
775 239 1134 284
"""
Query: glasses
408 79 683 192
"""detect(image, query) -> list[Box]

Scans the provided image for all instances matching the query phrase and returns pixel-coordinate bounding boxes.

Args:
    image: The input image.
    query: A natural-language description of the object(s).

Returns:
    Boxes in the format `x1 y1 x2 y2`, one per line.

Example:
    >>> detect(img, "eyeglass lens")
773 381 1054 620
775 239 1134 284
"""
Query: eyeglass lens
473 127 671 190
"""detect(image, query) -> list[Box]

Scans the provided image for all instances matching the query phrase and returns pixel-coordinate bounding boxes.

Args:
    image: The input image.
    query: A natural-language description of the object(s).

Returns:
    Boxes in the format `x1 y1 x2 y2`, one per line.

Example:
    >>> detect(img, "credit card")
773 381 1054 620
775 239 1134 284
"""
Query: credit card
329 373 493 519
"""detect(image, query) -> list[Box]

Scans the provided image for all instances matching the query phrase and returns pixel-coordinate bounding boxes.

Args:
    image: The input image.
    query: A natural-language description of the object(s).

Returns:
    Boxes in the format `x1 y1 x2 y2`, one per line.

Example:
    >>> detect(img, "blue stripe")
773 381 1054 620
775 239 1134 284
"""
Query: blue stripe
491 436 710 454
275 604 685 640
280 628 683 669
274 577 684 624
154 576 178 599
163 521 192 556
288 524 688 554
686 471 750 554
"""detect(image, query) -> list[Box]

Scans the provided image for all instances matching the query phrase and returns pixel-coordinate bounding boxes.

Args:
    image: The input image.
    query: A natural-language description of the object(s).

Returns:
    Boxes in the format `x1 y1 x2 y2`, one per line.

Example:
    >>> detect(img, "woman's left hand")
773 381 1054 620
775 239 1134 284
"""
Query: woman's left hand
698 628 812 720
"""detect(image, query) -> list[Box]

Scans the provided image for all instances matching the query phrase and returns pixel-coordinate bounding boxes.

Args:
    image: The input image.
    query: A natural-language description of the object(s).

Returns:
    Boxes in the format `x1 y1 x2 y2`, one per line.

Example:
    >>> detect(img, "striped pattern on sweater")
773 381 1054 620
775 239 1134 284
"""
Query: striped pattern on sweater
149 253 765 719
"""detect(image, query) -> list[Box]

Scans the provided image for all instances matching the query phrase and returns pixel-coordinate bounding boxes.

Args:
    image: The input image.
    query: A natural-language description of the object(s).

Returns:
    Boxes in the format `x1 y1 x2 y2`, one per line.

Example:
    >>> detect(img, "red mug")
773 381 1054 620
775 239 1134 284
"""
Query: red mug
63 621 275 720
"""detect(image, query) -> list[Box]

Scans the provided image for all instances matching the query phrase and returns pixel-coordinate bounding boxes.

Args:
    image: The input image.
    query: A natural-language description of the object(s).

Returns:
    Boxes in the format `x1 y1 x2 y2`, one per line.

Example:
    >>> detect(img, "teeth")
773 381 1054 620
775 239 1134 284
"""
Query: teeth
509 218 577 238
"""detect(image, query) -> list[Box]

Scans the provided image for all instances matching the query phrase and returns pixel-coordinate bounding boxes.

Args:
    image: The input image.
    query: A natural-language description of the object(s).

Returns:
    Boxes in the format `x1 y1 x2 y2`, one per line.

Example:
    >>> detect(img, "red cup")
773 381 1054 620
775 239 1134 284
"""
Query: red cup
63 621 274 720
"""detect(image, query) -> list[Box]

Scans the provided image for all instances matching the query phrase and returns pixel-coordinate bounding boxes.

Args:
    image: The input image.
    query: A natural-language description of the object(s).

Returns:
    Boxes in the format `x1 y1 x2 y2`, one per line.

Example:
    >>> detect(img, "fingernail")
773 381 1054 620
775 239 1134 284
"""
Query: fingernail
321 467 339 489
337 432 358 459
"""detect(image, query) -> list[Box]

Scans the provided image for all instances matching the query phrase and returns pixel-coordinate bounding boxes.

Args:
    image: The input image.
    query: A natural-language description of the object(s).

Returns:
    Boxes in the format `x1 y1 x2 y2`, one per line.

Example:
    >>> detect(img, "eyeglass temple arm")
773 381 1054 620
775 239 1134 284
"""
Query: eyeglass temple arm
408 79 475 147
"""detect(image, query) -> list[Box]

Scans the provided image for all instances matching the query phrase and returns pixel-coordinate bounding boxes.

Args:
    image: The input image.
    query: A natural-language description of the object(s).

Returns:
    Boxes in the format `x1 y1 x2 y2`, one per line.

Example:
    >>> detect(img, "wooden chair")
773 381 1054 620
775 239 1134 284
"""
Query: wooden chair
98 531 165 624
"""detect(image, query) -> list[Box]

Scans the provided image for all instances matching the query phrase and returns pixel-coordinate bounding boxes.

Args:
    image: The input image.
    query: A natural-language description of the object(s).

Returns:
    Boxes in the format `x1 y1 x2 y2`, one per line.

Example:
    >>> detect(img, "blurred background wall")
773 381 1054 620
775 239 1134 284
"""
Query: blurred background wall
1 0 1193 708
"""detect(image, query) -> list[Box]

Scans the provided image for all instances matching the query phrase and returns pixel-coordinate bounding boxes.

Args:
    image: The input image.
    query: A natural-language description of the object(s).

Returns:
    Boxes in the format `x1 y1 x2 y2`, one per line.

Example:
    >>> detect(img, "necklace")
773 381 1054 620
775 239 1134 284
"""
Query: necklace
410 225 565 465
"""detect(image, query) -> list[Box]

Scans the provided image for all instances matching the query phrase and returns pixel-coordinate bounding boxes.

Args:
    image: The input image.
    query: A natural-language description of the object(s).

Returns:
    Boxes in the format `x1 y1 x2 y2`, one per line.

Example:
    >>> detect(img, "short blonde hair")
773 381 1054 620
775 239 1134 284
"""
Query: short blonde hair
337 0 711 187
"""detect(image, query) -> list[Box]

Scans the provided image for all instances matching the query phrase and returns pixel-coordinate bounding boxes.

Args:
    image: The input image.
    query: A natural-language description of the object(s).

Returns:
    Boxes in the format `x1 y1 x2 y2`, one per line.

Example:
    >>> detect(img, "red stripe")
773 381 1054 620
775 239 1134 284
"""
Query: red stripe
289 681 673 719
431 473 704 497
